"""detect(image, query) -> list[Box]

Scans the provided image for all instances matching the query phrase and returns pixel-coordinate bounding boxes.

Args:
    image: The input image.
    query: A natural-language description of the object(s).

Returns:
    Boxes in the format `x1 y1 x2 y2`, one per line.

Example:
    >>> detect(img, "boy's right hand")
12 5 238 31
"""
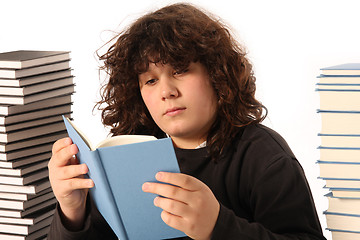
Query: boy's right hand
48 137 94 230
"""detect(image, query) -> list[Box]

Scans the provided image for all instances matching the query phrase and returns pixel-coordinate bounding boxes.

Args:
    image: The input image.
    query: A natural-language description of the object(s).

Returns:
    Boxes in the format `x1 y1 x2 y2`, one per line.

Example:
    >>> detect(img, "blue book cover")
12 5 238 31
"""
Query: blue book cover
325 211 360 233
63 116 186 240
320 63 360 76
321 63 360 71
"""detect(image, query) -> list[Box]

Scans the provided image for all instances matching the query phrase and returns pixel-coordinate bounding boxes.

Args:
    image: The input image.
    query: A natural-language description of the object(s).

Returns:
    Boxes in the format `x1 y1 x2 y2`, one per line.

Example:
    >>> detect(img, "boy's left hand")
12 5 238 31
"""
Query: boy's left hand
142 172 220 240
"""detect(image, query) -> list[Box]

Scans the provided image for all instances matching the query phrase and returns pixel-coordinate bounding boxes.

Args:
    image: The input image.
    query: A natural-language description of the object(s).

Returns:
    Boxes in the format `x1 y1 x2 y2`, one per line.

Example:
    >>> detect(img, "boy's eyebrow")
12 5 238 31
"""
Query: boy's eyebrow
140 62 163 74
139 69 153 75
138 72 148 78
138 69 155 79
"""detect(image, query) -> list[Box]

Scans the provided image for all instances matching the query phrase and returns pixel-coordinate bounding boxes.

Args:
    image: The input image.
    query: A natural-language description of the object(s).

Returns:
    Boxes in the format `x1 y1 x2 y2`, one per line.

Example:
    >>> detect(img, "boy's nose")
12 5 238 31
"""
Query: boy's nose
161 78 179 100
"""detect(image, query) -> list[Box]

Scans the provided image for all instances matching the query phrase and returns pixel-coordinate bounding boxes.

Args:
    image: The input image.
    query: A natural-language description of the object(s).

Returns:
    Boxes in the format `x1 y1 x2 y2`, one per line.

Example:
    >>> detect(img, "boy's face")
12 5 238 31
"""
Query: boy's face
139 62 217 149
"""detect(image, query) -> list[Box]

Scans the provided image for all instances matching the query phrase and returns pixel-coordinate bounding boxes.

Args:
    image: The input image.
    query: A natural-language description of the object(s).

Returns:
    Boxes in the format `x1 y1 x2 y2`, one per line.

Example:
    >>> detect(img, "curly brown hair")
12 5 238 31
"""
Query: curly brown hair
96 3 267 160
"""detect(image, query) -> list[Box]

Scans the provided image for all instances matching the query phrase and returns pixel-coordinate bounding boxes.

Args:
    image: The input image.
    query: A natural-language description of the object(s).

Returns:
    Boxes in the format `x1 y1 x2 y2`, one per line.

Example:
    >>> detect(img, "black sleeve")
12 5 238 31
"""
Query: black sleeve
47 196 118 240
211 155 326 240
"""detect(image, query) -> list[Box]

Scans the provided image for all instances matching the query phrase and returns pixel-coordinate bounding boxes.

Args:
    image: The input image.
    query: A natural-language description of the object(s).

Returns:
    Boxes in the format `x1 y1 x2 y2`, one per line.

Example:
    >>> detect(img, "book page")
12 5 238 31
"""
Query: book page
96 135 157 149
64 117 94 150
64 117 157 150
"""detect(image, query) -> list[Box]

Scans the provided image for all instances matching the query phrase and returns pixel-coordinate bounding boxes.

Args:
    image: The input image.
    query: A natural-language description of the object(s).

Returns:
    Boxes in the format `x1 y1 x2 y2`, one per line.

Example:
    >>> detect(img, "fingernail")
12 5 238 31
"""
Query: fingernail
142 183 150 191
88 180 94 188
156 172 163 181
154 197 159 206
65 137 72 144
71 144 78 152
81 164 88 173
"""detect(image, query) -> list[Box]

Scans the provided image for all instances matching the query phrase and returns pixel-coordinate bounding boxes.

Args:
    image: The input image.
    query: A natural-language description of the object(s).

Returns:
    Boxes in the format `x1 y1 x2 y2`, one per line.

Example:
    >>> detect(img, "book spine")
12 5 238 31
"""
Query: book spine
84 150 128 240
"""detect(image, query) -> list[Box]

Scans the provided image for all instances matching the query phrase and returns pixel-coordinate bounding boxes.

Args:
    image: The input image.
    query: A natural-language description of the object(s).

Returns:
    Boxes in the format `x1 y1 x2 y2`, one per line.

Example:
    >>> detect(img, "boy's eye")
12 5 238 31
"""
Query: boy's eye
174 68 188 75
145 79 157 85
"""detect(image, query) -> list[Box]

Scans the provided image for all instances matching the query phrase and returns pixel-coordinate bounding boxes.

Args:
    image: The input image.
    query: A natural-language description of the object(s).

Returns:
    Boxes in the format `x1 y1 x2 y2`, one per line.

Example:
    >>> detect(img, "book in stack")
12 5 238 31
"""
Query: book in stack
0 50 74 239
316 63 360 240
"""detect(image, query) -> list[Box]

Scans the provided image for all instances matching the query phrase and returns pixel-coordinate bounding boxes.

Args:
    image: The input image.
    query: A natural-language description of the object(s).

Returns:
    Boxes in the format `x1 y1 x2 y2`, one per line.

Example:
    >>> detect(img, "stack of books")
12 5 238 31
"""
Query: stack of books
316 63 360 239
0 50 74 239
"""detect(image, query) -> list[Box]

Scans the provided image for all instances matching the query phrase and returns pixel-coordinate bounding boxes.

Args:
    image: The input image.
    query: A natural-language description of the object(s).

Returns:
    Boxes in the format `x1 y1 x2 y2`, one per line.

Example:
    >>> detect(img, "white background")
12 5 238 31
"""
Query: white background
2 0 360 239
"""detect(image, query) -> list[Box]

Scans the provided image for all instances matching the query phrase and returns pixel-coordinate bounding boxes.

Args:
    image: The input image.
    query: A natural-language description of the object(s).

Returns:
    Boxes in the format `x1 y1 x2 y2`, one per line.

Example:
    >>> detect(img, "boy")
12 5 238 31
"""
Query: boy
48 3 325 239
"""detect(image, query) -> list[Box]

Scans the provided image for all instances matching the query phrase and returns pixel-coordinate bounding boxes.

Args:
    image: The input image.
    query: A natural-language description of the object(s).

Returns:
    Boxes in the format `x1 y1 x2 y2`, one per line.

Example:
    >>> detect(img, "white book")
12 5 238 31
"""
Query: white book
318 75 360 84
0 77 73 96
0 121 65 143
327 192 360 215
0 188 51 201
324 178 360 189
0 198 56 218
0 205 54 225
321 63 360 76
0 132 67 153
0 143 53 161
0 152 51 169
319 134 360 148
0 69 71 87
325 211 360 233
0 216 52 235
318 161 360 179
0 61 70 79
317 90 360 111
0 51 69 69
0 160 49 176
0 104 72 125
0 226 50 240
319 146 360 162
330 189 360 199
317 83 360 90
0 178 50 194
319 110 360 135
0 84 74 105
0 115 69 133
0 94 71 116
0 191 54 210
330 230 360 240
0 169 48 186
331 188 360 199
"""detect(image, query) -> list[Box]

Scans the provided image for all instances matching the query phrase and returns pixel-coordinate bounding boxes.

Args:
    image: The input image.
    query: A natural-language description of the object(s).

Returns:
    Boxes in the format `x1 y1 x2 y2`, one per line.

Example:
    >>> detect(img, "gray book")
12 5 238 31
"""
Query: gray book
0 50 70 69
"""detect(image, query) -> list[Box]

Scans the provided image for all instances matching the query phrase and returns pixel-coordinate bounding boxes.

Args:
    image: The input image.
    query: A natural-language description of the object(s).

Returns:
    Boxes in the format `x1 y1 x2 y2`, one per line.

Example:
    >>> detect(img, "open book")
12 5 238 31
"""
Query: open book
63 116 185 240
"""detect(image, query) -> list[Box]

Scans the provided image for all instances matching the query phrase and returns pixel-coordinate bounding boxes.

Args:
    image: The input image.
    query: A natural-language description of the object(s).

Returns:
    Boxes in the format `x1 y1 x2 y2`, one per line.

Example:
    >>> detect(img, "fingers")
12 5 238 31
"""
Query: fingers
160 210 184 232
49 137 89 184
156 172 202 191
59 163 89 180
52 137 73 154
143 172 220 239
143 182 190 203
62 177 94 191
48 137 93 222
49 160 94 198
49 137 93 192
154 196 189 217
153 196 190 233
142 172 203 204
49 138 78 168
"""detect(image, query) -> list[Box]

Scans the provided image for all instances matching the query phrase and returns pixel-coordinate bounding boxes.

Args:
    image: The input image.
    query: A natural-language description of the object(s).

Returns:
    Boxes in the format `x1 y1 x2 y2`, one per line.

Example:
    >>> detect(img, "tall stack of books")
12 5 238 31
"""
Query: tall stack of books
316 63 360 240
0 50 74 239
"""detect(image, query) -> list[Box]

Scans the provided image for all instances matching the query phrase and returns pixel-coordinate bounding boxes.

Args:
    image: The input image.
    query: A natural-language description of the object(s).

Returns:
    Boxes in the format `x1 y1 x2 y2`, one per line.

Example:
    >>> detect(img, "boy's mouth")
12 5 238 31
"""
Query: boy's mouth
164 107 186 116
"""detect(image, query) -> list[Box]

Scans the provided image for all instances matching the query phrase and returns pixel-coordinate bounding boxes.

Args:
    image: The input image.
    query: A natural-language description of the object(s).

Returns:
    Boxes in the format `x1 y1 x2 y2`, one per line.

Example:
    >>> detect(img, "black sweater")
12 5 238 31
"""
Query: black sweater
48 124 326 240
